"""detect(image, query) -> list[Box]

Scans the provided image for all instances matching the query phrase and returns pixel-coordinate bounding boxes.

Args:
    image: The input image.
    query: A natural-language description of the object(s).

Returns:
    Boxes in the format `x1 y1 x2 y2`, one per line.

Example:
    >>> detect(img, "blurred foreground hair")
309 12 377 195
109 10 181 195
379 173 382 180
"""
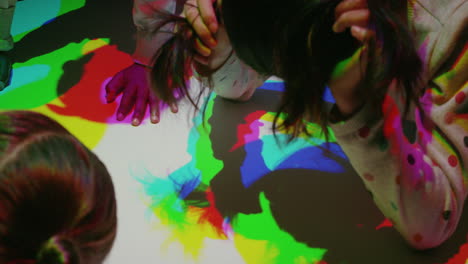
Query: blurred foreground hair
149 2 222 120
0 111 117 264
221 0 422 140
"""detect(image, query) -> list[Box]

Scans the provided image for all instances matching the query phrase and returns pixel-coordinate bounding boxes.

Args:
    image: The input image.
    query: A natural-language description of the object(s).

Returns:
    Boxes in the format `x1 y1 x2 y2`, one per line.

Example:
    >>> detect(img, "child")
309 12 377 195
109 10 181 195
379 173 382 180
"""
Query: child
0 111 117 263
149 0 467 250
215 0 467 250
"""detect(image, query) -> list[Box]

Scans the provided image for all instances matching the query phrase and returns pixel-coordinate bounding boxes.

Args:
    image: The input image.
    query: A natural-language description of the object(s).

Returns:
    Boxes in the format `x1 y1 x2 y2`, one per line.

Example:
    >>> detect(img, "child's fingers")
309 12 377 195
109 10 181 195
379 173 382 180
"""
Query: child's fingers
194 37 212 57
350 26 374 43
170 102 178 113
198 0 218 34
116 84 137 121
333 9 369 33
105 71 125 103
149 93 160 124
194 54 209 65
185 3 217 49
131 87 149 126
335 0 367 20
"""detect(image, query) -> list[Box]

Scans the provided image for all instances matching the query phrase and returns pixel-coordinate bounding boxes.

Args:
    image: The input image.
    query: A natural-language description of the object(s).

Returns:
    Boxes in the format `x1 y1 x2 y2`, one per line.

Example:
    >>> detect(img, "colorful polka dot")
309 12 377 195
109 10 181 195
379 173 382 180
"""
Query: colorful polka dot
442 210 451 220
448 155 458 167
444 112 455 124
359 126 370 138
464 136 468 148
413 233 423 243
407 154 415 165
379 139 389 151
364 173 375 181
455 92 466 104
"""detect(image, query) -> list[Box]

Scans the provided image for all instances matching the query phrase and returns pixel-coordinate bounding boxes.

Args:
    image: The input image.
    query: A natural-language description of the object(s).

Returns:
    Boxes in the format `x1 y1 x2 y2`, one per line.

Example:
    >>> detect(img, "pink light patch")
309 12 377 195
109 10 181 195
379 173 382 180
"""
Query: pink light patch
375 219 393 230
230 111 267 151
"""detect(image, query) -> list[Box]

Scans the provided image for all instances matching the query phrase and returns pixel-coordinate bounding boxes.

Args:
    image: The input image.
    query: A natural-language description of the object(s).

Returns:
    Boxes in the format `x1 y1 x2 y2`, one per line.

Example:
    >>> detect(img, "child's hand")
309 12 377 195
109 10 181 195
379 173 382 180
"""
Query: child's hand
184 0 219 65
105 64 178 126
183 0 232 71
328 0 373 118
328 46 368 117
194 24 233 72
333 0 373 43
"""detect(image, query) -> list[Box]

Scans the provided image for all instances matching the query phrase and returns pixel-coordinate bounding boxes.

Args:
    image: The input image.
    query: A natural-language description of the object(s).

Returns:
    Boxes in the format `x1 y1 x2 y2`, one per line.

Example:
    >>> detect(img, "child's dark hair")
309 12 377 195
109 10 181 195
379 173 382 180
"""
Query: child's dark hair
0 111 117 264
149 3 221 113
221 0 423 140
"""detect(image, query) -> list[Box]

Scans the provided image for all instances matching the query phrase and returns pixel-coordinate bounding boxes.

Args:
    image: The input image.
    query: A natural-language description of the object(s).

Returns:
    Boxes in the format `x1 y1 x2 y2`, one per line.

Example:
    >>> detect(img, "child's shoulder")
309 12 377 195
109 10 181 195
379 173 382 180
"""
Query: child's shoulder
409 0 467 78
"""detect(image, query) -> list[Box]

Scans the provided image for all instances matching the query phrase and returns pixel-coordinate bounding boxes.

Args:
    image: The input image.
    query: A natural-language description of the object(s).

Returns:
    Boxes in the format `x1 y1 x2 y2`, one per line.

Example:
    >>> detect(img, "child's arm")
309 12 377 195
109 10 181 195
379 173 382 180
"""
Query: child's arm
331 79 467 250
328 0 467 249
105 0 184 125
329 15 467 250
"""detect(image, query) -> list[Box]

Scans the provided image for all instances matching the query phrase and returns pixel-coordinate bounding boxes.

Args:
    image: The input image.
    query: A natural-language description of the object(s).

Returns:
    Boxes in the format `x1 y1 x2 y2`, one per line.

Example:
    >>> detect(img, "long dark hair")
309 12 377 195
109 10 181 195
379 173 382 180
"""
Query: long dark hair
149 3 221 112
221 0 423 139
0 111 117 264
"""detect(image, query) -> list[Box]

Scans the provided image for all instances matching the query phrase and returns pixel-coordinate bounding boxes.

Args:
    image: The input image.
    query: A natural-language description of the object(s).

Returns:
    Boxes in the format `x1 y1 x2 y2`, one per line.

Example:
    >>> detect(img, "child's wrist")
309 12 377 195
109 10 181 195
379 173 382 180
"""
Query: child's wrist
331 97 365 122
133 59 153 69
193 49 234 77
209 49 234 72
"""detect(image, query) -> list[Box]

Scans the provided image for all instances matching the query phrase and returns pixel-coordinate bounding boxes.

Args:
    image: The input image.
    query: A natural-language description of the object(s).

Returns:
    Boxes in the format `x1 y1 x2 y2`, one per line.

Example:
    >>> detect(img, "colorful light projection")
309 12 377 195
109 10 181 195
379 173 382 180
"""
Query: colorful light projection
137 93 328 263
2 1 467 263
0 38 129 148
12 0 86 42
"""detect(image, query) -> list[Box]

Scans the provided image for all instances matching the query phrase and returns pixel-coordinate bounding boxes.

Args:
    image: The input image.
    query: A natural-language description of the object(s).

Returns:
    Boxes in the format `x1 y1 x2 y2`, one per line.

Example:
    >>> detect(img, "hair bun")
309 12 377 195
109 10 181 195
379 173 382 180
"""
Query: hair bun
36 236 79 264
